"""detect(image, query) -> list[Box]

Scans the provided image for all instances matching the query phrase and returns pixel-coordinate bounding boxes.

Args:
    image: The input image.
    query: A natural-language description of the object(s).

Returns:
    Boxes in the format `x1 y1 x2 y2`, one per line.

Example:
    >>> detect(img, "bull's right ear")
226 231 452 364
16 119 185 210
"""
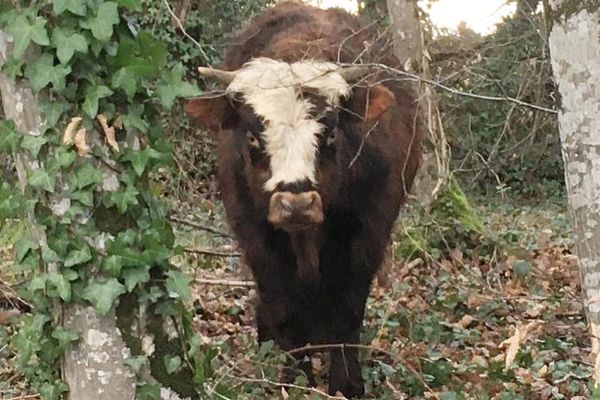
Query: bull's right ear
184 97 235 133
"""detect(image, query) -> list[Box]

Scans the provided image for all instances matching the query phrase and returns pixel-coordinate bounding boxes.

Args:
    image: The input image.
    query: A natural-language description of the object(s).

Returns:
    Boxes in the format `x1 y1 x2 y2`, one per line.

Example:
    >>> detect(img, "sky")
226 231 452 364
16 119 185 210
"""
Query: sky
307 0 516 34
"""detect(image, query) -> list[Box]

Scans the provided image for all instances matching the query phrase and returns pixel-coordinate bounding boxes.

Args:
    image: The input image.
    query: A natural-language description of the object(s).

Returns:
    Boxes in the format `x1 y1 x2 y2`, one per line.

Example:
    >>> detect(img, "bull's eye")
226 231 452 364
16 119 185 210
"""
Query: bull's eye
326 129 336 146
246 131 260 148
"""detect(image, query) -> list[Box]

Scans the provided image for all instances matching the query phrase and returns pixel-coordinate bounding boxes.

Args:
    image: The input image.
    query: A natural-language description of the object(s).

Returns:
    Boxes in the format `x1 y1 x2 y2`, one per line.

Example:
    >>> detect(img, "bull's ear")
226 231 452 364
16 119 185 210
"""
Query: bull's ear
347 84 395 122
365 85 395 121
184 96 234 133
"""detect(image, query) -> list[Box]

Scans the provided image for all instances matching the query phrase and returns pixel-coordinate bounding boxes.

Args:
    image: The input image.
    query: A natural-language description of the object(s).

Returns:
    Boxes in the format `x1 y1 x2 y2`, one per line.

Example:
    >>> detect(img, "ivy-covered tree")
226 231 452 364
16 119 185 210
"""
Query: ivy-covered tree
0 1 225 398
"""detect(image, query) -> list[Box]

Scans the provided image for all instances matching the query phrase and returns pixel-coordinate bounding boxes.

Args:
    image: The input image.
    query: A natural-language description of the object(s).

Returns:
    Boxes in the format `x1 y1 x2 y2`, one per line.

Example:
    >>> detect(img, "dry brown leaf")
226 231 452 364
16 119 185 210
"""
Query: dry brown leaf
74 128 90 157
63 117 82 145
97 114 119 152
0 309 20 325
500 321 542 370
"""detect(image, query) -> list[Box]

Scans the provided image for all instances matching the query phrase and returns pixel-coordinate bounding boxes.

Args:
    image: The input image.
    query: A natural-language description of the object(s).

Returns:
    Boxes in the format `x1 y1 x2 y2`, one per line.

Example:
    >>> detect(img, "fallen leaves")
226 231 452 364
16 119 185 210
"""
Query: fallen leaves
500 320 544 370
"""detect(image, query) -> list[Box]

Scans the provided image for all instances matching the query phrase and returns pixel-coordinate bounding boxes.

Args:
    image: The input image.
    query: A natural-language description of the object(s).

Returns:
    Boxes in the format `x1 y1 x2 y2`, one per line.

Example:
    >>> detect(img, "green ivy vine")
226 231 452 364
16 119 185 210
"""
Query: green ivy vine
0 0 216 398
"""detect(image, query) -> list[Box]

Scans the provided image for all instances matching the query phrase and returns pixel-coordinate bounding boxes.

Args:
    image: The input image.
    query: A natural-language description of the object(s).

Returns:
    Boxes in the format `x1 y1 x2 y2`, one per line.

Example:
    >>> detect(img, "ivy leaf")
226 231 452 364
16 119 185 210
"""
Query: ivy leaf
24 54 71 92
69 190 93 207
38 381 69 400
104 184 139 213
51 327 79 350
53 0 86 16
124 356 147 374
165 270 192 302
71 164 103 190
125 148 161 176
112 67 138 98
122 265 150 292
0 120 21 153
20 135 48 158
47 272 71 301
29 169 55 192
83 84 113 118
56 147 77 169
53 29 88 64
114 0 141 11
6 15 50 58
83 279 126 315
85 2 120 42
39 99 69 129
2 56 24 80
122 104 148 133
163 355 181 375
64 244 92 267
156 63 202 108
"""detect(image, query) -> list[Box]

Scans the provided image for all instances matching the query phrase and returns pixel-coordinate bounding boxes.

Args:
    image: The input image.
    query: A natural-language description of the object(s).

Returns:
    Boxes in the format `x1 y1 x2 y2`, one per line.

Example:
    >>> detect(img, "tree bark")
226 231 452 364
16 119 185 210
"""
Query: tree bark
0 30 136 400
547 0 600 386
386 0 450 204
386 0 422 71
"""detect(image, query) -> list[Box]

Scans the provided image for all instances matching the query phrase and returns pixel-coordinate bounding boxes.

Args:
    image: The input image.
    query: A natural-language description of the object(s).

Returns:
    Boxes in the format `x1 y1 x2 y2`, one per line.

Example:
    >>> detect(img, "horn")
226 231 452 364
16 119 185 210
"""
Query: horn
197 66 238 84
338 65 375 82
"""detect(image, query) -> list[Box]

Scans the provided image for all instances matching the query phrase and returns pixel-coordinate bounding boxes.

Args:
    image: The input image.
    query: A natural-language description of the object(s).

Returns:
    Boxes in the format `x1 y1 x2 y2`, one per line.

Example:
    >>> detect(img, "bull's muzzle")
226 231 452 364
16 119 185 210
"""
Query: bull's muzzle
268 191 324 231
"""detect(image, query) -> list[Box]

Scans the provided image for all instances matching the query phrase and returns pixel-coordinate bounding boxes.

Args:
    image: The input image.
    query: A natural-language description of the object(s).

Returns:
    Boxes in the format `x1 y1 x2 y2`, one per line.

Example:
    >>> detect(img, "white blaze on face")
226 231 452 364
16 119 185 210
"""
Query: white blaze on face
226 58 351 191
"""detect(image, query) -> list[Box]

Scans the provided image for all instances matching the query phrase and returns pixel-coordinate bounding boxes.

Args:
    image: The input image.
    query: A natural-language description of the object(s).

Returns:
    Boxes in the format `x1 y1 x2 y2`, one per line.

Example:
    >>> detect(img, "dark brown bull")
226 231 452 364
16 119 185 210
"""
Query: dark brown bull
185 2 422 396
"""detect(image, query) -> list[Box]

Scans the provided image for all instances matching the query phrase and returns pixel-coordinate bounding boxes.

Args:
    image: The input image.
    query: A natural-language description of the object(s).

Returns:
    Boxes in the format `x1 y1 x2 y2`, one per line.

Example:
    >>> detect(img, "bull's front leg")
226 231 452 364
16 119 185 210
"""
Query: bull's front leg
328 330 364 397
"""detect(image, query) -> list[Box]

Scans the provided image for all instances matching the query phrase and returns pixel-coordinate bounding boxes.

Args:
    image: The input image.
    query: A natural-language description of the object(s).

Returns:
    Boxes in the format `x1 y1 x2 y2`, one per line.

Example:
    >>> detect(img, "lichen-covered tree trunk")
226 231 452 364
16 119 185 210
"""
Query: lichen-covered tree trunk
386 0 449 204
0 30 136 400
547 0 600 386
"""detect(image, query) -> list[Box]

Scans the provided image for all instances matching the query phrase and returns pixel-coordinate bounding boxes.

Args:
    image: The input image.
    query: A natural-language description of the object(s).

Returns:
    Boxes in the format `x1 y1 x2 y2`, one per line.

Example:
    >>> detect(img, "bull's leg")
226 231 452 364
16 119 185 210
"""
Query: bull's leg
328 330 364 397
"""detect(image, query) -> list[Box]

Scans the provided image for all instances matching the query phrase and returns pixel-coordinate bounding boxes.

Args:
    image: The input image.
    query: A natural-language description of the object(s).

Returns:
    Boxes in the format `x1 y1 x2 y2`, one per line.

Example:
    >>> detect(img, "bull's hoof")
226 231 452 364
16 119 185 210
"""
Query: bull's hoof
328 380 365 398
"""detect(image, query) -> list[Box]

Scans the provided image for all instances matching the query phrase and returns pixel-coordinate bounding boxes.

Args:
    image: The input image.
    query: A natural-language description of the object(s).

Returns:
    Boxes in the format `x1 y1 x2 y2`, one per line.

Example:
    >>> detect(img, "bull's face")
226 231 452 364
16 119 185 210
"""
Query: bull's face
185 58 394 232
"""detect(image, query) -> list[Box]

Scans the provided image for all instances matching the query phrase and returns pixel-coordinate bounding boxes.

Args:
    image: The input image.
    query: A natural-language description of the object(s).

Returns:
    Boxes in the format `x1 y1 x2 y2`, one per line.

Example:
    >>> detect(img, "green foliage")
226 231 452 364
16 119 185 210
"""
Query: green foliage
0 0 256 397
430 4 562 198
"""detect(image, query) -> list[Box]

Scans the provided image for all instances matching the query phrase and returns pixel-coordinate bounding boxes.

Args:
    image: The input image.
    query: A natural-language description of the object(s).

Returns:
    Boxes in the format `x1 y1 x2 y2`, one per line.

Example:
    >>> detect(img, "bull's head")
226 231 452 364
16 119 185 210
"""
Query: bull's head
185 58 394 232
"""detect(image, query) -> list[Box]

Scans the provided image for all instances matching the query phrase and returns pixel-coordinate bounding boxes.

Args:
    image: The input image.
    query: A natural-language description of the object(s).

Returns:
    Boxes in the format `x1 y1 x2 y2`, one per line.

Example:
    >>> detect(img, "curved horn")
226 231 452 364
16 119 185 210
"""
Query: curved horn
197 66 238 84
338 65 375 82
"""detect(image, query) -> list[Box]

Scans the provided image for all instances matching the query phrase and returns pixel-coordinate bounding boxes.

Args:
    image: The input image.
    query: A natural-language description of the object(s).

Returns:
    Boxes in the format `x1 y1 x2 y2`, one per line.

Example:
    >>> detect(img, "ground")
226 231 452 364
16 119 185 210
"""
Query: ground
0 198 592 399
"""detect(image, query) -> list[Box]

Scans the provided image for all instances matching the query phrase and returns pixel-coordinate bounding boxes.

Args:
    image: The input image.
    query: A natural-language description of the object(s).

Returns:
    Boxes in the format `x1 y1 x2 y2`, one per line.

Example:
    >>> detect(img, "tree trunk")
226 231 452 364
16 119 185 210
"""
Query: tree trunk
0 30 136 400
547 0 600 387
386 0 450 204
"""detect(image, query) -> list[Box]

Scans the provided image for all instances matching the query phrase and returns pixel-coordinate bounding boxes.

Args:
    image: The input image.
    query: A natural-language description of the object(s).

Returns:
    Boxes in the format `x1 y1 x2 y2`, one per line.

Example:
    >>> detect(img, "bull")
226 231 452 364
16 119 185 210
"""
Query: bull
185 2 422 396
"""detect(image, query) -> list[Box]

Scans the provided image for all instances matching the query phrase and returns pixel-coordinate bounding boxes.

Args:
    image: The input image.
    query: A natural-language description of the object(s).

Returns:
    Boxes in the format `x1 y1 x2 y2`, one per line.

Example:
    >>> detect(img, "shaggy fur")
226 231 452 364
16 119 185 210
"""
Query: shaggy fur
185 2 422 397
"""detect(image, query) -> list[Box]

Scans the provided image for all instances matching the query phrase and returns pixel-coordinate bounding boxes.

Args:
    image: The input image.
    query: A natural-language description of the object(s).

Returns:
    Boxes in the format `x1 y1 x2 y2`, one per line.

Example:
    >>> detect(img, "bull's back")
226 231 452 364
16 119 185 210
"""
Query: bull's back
222 1 373 69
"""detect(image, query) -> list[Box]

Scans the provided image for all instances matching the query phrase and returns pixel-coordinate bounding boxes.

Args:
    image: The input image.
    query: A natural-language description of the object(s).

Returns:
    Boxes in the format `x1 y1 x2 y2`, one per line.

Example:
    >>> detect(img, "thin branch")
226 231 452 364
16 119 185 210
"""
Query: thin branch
162 0 209 60
196 278 254 287
348 121 379 168
228 375 346 400
169 216 233 238
286 342 439 399
184 247 242 257
339 62 558 114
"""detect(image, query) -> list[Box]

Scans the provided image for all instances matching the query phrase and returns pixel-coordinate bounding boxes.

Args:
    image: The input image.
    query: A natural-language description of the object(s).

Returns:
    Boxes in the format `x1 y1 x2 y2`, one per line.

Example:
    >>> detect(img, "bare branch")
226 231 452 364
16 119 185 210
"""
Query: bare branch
196 278 254 287
169 216 233 238
162 0 209 60
184 247 242 257
339 62 558 114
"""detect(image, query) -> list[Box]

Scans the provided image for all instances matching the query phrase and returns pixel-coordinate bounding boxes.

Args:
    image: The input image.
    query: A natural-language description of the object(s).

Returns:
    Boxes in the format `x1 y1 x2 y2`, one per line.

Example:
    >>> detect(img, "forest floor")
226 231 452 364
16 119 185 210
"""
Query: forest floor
0 198 593 399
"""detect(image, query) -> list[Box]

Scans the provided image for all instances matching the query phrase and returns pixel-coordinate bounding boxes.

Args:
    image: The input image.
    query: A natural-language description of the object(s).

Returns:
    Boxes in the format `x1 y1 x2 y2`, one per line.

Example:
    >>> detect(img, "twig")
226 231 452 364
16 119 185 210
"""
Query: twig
339 62 558 114
286 343 439 399
228 375 346 400
348 121 379 168
196 278 254 287
162 0 209 60
169 216 232 238
185 248 242 257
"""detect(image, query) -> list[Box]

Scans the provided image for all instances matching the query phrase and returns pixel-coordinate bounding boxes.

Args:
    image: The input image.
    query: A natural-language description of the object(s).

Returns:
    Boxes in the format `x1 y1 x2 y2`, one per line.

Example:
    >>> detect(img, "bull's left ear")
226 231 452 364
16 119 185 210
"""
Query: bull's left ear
348 84 395 122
